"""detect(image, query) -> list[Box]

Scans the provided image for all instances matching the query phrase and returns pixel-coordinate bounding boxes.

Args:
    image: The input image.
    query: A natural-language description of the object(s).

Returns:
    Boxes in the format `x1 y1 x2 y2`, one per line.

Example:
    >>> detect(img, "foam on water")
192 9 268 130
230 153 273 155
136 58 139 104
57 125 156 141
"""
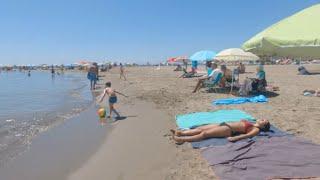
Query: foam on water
0 70 93 165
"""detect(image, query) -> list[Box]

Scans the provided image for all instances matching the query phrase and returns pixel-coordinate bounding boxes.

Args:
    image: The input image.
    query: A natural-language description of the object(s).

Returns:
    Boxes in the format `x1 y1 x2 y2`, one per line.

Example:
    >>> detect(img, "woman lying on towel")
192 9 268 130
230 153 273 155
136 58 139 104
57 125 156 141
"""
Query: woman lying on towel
171 119 270 144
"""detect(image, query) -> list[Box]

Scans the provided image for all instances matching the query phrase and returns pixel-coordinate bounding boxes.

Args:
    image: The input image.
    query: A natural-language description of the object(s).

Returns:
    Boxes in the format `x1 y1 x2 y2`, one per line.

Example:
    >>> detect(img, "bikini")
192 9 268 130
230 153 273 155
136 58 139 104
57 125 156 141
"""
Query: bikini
219 120 254 136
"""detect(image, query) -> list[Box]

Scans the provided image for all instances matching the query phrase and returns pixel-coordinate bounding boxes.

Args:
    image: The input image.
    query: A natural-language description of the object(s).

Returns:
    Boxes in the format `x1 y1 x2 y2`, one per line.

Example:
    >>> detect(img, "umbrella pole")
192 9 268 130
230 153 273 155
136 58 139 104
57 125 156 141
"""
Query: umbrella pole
230 69 234 94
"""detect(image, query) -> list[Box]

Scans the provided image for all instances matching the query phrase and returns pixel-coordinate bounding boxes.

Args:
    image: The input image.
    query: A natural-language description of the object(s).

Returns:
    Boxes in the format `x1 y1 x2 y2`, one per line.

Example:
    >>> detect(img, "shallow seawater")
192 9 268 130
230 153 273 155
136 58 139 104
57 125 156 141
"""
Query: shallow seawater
0 70 93 165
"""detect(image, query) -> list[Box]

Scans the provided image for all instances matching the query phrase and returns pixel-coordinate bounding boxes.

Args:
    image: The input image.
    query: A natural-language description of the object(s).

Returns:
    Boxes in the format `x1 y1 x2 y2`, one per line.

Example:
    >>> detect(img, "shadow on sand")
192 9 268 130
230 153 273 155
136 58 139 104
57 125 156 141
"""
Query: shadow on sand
115 115 138 121
206 88 280 98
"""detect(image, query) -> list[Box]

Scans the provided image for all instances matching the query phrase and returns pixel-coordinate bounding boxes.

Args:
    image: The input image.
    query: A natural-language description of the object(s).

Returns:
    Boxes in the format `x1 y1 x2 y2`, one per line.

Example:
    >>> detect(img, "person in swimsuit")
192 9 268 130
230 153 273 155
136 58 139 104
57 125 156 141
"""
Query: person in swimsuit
171 119 270 144
119 63 127 80
99 82 128 118
87 65 98 90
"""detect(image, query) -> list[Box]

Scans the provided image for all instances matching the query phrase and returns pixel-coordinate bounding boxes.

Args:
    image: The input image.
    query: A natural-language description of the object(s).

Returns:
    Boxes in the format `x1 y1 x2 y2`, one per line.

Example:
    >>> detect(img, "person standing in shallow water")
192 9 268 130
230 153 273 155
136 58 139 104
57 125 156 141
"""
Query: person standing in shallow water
87 65 98 90
119 63 127 80
51 65 55 77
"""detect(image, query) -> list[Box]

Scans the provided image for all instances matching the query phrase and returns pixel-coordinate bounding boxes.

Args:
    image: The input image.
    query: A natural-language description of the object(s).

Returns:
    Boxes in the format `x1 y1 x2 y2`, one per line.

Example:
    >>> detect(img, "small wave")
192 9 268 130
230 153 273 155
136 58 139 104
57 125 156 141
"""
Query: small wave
5 119 15 123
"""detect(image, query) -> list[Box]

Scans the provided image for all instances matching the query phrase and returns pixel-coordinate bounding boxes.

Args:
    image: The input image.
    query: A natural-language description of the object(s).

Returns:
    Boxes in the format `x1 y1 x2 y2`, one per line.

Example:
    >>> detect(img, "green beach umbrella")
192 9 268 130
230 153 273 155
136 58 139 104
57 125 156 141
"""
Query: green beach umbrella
242 4 320 58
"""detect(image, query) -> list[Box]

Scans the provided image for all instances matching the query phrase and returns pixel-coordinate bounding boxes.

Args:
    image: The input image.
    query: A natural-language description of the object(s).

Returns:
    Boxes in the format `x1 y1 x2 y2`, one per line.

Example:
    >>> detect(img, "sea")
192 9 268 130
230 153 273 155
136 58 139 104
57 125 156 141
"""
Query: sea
0 70 93 165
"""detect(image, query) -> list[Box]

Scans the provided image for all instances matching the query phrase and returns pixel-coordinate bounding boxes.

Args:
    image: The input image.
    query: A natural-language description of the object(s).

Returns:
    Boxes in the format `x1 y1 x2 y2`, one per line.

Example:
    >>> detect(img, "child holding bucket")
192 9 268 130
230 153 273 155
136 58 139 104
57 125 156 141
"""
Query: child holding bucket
99 82 128 118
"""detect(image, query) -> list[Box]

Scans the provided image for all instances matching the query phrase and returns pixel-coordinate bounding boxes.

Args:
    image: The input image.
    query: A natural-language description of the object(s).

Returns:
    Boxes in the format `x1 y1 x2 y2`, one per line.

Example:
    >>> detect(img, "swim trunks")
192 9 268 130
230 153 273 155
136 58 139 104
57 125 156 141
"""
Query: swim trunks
109 96 117 104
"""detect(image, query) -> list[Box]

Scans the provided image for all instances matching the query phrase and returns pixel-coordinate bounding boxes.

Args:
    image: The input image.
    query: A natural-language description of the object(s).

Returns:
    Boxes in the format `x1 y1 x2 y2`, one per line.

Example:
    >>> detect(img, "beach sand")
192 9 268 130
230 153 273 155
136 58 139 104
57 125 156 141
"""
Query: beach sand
1 65 320 180
69 64 320 180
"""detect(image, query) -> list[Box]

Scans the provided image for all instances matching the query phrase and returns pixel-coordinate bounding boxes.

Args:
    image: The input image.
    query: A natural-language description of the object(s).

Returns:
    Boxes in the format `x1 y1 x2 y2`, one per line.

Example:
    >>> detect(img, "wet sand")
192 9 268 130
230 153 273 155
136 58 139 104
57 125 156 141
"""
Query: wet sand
0 105 109 180
68 101 177 180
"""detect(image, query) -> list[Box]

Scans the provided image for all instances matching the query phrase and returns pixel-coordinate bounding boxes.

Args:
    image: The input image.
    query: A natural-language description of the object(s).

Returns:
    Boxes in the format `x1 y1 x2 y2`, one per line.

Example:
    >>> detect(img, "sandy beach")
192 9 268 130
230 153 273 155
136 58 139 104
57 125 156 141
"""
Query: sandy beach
70 64 320 179
1 65 319 180
2 1 320 179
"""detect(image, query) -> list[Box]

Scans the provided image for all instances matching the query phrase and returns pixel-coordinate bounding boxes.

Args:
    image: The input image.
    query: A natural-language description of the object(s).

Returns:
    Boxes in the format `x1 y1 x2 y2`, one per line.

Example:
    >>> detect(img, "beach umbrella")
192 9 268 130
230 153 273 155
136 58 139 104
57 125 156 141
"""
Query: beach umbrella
76 60 92 66
167 56 189 63
242 4 320 58
216 48 260 61
189 50 216 62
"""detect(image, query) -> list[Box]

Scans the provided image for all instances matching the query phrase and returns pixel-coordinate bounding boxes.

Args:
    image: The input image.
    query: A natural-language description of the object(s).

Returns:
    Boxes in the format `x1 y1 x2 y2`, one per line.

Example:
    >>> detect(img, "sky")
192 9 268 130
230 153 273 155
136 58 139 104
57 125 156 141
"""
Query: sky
0 0 319 65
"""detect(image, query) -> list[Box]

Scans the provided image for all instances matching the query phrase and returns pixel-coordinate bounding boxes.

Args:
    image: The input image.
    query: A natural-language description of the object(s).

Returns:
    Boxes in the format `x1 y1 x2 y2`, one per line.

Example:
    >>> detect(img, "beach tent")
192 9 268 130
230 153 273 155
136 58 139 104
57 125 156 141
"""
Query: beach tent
189 50 216 62
215 48 259 61
242 4 320 58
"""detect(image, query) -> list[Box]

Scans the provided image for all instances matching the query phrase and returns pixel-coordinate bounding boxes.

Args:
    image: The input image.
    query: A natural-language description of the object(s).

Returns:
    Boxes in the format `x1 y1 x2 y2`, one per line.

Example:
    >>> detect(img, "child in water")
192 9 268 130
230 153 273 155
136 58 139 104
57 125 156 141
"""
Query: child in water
99 82 128 118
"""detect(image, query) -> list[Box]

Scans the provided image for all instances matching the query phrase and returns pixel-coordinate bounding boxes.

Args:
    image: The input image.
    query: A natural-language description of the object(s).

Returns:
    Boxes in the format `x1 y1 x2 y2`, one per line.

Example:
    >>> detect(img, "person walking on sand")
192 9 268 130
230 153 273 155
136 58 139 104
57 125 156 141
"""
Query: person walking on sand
99 82 128 118
119 63 127 80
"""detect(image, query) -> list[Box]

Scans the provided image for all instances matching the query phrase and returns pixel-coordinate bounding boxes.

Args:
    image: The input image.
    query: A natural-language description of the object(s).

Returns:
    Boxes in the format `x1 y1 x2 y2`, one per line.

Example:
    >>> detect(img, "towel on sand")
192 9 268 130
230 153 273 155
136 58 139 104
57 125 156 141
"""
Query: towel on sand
202 136 320 180
176 110 255 129
212 95 268 106
191 125 288 149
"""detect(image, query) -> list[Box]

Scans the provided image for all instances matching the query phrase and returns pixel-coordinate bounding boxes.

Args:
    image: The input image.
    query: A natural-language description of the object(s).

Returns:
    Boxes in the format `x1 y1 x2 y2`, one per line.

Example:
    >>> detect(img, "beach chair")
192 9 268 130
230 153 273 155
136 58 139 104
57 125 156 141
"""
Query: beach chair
204 72 223 92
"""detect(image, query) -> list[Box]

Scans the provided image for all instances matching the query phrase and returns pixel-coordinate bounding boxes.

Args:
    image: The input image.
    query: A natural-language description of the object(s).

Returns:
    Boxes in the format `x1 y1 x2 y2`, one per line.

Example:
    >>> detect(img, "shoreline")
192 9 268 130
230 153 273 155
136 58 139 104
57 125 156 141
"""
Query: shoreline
0 104 110 180
0 71 93 167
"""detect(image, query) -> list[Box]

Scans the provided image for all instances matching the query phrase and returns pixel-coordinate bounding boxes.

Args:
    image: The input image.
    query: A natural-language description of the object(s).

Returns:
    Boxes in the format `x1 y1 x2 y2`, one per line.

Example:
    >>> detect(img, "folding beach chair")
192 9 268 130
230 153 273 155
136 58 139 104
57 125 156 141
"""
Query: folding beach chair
204 71 223 93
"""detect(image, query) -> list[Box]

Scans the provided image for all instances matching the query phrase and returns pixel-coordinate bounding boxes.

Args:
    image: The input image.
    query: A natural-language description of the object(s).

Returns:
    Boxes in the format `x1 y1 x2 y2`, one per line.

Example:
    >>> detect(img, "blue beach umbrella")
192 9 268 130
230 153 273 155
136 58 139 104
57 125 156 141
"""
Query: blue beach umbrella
189 50 216 62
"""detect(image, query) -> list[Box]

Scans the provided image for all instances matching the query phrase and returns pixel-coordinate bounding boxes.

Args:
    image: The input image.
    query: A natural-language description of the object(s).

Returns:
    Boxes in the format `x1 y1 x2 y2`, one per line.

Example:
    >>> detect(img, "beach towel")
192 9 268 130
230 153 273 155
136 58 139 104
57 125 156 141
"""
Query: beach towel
202 136 320 180
212 95 268 106
191 125 288 149
176 109 255 130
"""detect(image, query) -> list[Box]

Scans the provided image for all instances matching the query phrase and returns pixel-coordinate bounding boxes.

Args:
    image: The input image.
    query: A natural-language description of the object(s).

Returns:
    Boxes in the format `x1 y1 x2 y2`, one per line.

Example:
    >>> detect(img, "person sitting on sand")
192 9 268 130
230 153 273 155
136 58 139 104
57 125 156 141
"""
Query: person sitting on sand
180 68 195 78
174 64 182 71
298 66 310 75
99 82 128 118
192 63 222 93
171 119 270 144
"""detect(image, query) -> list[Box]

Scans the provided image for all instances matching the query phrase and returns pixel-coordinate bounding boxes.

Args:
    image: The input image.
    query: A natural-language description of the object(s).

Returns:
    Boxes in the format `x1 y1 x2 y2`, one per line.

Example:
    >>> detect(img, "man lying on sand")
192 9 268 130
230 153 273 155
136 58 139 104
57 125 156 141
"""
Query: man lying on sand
171 119 270 144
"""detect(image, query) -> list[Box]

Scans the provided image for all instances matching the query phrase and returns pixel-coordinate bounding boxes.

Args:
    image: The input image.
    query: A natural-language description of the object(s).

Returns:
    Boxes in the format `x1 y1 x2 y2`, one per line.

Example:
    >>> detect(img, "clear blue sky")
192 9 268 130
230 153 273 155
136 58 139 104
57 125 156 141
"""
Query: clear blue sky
0 0 319 65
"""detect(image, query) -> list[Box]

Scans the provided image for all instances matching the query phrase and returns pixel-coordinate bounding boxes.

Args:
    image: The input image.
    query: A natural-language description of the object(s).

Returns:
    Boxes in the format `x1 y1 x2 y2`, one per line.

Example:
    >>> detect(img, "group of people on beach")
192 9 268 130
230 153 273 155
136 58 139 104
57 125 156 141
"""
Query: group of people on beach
191 61 266 95
172 61 271 144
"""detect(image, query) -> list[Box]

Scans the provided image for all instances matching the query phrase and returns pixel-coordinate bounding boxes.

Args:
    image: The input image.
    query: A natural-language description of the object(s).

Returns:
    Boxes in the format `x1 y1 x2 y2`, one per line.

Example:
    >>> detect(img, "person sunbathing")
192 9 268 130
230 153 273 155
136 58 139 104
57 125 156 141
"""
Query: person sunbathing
179 68 195 78
171 119 270 144
303 89 320 97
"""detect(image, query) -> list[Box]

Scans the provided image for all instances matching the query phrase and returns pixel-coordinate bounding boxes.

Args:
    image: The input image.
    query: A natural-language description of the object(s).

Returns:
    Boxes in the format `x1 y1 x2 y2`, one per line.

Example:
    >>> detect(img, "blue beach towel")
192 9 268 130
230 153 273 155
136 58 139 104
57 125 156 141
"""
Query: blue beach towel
212 95 268 106
176 109 255 130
